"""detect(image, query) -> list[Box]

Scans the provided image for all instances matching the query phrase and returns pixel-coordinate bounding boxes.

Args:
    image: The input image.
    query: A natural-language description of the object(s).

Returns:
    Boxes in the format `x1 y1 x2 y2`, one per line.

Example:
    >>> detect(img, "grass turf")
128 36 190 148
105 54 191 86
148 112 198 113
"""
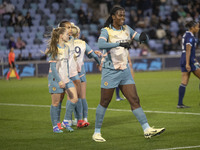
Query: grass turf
0 70 200 150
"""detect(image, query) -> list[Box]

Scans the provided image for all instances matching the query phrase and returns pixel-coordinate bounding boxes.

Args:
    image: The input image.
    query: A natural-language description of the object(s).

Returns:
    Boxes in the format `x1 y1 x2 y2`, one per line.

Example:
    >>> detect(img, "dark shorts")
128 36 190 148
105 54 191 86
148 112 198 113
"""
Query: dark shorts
9 62 15 68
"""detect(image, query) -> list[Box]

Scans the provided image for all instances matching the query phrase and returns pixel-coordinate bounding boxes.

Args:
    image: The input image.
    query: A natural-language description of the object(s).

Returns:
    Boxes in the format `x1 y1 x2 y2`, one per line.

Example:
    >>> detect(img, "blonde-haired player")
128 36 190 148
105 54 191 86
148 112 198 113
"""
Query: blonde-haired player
58 21 89 128
71 24 101 125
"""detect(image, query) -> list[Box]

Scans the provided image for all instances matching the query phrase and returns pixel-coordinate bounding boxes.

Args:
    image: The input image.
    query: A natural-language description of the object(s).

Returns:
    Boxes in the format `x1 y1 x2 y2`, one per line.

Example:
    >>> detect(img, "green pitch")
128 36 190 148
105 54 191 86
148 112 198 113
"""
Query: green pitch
0 71 200 150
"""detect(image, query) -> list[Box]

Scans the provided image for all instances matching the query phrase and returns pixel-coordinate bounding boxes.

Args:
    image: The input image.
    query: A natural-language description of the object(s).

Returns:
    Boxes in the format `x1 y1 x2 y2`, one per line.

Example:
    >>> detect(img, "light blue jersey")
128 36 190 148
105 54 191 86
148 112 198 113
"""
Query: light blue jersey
98 25 140 70
48 44 71 93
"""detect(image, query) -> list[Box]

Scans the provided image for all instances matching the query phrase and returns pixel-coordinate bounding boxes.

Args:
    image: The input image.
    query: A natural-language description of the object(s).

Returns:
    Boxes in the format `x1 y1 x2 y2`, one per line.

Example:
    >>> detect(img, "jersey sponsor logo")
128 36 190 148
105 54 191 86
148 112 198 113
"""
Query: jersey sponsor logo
189 38 193 42
52 87 56 91
104 81 108 86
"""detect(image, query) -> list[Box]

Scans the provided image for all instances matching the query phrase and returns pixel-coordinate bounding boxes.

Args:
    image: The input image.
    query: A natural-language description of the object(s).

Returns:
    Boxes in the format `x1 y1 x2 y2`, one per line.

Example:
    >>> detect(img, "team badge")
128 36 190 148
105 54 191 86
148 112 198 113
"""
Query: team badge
52 87 56 91
104 82 108 86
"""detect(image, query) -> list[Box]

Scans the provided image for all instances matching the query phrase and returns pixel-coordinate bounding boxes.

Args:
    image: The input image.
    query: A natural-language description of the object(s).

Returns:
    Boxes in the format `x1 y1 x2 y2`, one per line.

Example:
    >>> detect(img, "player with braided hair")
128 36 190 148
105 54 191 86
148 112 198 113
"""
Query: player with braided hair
92 6 165 142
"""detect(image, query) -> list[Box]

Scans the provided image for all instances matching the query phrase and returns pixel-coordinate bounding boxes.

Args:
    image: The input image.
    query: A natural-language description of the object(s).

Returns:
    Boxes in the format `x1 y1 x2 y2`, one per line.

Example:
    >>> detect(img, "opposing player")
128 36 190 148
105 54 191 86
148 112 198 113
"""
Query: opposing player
6 47 20 80
177 20 200 108
92 6 165 142
71 25 101 125
46 27 77 133
58 21 89 128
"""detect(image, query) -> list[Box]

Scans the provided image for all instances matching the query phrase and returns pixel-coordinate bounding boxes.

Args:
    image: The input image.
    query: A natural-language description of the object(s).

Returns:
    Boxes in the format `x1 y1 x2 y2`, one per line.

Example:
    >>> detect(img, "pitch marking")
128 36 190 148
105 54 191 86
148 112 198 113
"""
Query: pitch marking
155 145 200 150
0 103 200 116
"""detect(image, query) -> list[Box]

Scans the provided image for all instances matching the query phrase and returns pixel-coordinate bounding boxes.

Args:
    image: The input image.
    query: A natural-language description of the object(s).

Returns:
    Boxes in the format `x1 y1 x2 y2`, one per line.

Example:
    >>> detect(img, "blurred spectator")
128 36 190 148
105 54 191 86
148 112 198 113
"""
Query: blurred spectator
78 6 88 25
34 37 43 45
24 12 33 27
17 12 25 27
8 36 16 49
16 53 24 61
156 26 166 39
99 0 109 18
16 37 26 50
163 39 172 54
140 45 149 57
171 6 180 21
4 2 15 15
8 12 18 26
0 3 6 16
27 52 34 61
80 34 88 43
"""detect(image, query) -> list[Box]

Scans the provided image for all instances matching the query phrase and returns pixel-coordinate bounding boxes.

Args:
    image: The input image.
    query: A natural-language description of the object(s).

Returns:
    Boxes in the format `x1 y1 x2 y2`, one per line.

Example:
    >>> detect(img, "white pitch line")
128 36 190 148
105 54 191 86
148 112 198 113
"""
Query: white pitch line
155 145 200 150
0 103 200 116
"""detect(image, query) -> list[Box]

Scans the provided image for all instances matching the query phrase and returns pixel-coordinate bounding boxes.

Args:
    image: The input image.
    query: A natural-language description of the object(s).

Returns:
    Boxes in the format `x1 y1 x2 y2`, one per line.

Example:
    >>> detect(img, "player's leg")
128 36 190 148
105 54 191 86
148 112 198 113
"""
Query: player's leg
120 84 165 138
193 68 200 79
6 68 12 80
93 88 115 142
57 93 65 130
80 81 90 126
13 67 20 80
62 81 78 132
115 87 124 101
177 72 190 108
51 93 63 133
72 79 85 128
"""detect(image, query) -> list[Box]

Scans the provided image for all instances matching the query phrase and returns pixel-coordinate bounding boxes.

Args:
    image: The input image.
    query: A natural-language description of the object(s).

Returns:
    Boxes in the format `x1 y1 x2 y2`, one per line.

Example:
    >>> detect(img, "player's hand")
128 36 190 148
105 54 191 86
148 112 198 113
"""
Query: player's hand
59 81 65 88
94 51 102 58
139 32 148 44
97 64 102 72
119 42 131 49
186 64 191 72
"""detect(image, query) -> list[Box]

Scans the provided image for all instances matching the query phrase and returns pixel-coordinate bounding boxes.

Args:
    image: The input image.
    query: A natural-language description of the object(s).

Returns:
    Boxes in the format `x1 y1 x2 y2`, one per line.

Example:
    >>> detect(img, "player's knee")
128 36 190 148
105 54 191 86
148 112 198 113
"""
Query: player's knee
100 99 111 108
52 101 60 106
71 97 78 103
180 83 187 87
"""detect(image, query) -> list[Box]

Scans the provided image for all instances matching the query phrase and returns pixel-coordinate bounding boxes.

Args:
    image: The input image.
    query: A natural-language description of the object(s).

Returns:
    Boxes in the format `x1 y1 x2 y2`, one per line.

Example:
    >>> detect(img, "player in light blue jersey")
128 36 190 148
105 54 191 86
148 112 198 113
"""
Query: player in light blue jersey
46 27 77 133
177 21 200 108
58 21 89 128
92 6 165 142
71 25 101 126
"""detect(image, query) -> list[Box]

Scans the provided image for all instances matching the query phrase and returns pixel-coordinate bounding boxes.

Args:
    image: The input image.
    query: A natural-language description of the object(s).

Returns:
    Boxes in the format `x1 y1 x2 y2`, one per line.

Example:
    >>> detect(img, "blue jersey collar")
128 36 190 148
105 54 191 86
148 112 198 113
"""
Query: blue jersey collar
109 24 123 31
186 31 194 37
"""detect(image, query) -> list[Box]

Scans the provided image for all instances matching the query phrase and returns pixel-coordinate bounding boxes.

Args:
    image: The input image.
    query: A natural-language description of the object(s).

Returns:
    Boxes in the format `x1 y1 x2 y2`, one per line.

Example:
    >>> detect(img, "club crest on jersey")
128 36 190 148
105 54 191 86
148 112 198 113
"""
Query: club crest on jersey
52 87 56 91
104 82 108 86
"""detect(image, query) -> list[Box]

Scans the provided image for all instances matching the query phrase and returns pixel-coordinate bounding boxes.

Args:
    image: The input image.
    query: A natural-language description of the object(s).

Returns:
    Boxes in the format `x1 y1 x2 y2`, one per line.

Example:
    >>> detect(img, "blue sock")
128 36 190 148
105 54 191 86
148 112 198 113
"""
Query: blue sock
94 104 107 133
64 100 76 120
82 98 88 119
132 107 150 131
75 98 82 120
57 102 62 122
116 87 120 98
50 105 59 127
178 84 186 105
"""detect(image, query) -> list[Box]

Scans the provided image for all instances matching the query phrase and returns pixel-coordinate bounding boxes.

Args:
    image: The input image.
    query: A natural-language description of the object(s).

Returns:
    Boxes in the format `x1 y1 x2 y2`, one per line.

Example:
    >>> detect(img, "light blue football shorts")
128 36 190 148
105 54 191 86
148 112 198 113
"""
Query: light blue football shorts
101 66 135 89
48 74 75 94
70 74 80 81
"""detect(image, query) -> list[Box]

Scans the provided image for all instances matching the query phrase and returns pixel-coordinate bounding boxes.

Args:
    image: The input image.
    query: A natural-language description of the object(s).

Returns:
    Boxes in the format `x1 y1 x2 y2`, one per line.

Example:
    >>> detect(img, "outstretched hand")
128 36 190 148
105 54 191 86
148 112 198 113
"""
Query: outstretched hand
119 42 131 49
139 32 148 44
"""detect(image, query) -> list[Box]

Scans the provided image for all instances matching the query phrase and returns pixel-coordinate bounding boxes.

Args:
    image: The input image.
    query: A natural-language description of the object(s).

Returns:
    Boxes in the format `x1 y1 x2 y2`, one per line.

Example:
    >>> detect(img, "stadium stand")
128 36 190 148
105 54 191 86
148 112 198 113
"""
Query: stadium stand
0 0 200 62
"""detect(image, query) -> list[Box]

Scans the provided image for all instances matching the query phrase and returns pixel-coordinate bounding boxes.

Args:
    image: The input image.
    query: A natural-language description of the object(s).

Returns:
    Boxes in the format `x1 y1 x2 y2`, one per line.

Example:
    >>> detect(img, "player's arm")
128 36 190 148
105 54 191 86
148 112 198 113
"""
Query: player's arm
128 25 149 44
185 43 192 72
98 28 120 50
85 43 101 65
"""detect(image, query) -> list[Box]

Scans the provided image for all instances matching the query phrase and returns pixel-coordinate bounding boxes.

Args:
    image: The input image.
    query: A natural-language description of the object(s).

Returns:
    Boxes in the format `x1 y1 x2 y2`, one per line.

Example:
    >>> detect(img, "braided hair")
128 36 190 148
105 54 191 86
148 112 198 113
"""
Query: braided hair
104 6 125 28
185 21 198 29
